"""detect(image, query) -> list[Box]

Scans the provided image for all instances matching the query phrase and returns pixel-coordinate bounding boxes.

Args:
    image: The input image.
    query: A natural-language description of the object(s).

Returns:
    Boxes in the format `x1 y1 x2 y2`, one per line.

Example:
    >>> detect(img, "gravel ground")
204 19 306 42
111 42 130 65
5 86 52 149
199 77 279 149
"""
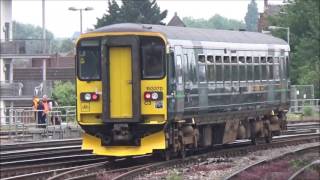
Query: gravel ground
137 142 320 180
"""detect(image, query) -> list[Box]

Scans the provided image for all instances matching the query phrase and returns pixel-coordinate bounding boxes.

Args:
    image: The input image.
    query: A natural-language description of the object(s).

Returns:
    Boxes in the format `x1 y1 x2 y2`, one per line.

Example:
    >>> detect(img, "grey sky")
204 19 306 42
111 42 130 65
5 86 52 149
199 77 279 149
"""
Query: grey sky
12 0 284 38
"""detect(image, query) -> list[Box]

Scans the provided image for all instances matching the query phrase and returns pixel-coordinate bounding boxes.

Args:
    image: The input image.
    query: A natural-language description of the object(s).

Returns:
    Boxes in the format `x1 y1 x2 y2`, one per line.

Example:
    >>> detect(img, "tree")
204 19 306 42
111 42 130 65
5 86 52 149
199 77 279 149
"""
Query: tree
245 0 259 31
183 14 245 30
95 0 167 28
52 81 76 107
269 0 320 98
12 21 74 53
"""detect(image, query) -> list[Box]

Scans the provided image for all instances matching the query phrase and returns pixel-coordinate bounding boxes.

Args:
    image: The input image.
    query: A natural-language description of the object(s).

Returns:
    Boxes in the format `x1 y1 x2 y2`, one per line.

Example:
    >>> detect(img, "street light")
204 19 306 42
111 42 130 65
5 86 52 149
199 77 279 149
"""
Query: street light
68 7 93 34
268 26 290 45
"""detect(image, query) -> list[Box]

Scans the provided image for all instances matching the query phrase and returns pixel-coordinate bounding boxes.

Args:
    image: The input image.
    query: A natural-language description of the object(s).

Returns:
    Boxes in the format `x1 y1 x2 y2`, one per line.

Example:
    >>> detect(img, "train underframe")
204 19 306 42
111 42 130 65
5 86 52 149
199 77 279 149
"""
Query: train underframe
81 108 287 159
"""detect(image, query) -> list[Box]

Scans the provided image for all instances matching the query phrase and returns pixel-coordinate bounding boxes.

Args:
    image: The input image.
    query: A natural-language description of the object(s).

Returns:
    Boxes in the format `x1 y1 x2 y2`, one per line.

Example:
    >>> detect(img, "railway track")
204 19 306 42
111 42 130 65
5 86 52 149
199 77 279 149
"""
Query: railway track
45 133 319 180
226 144 320 180
0 138 81 151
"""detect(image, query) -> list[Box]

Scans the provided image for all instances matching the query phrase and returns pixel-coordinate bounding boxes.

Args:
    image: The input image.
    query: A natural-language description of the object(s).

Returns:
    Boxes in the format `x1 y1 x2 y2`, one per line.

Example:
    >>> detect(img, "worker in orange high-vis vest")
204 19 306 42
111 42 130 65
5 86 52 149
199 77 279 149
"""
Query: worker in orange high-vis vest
32 96 39 123
39 95 51 127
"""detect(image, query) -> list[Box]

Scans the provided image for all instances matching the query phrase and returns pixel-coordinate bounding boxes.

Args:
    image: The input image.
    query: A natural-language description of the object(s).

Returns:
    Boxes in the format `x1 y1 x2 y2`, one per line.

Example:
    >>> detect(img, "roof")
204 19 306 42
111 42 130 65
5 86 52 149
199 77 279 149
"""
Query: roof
93 23 288 45
167 12 186 27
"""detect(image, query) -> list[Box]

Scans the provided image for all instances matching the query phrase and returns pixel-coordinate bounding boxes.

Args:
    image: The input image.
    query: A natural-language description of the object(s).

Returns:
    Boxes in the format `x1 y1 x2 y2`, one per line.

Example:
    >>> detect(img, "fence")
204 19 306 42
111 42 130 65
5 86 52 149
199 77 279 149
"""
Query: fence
0 106 81 143
289 99 320 114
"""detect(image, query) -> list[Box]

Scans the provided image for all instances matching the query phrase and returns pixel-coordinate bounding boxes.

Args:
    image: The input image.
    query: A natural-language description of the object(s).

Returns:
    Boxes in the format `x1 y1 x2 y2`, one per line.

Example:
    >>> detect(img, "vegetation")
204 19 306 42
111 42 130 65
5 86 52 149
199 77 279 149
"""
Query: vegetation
51 81 76 107
95 0 167 28
269 0 320 98
182 14 245 30
244 0 259 31
12 21 74 53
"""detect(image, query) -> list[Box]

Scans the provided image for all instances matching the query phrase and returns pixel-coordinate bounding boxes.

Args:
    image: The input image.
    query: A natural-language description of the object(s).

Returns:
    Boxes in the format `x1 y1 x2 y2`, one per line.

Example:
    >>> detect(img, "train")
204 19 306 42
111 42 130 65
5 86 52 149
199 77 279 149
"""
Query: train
76 23 290 159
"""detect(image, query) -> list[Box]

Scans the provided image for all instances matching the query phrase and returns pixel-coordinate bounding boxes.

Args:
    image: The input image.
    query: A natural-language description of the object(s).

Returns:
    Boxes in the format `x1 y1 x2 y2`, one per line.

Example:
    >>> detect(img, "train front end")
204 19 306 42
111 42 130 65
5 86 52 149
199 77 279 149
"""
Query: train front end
76 31 168 157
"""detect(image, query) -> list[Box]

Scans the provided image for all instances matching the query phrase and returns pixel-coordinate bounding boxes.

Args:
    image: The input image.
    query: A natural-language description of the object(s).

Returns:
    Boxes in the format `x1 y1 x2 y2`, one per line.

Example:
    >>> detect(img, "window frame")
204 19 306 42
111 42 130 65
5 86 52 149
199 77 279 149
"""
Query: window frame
76 38 101 81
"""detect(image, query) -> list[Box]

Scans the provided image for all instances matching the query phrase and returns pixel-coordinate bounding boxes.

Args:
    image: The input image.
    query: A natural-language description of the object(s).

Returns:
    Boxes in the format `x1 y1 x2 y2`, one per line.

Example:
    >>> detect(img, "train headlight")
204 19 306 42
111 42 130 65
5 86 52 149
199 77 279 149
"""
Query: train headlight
144 91 163 101
81 92 99 101
151 92 158 100
84 93 92 101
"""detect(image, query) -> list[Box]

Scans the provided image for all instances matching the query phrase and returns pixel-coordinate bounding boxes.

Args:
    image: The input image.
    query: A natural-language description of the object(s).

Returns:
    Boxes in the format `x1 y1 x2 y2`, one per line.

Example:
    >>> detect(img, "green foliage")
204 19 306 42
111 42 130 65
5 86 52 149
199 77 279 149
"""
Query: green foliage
12 21 74 54
303 107 314 116
244 0 259 31
269 0 320 98
183 14 245 30
95 0 167 28
52 81 76 107
12 21 54 40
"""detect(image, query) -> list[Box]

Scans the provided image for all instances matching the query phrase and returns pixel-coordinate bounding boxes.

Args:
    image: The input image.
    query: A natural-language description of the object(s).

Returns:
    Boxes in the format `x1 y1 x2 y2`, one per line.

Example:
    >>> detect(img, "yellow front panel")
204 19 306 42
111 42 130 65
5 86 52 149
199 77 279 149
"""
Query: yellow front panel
110 47 132 118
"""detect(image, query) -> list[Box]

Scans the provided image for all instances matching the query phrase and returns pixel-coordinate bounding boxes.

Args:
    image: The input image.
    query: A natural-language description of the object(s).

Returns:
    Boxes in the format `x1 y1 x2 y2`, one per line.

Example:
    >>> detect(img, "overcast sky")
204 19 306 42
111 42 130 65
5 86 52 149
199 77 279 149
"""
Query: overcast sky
11 0 284 38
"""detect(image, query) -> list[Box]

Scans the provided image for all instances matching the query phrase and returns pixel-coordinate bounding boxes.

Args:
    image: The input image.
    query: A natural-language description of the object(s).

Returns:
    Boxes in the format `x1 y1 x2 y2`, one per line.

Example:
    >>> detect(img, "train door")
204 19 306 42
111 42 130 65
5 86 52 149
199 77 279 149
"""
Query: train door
102 36 141 122
109 47 132 118
174 46 185 117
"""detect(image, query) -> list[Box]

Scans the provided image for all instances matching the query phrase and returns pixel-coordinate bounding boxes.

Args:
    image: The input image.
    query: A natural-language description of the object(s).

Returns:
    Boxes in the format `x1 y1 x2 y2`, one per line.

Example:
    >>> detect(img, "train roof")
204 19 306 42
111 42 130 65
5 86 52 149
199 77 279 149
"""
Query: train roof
93 23 288 45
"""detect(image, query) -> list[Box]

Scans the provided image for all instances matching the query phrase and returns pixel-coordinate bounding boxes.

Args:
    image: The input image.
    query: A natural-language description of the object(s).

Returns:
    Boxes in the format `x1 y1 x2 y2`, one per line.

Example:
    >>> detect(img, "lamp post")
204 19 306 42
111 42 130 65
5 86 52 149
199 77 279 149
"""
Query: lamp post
268 26 290 45
68 7 93 34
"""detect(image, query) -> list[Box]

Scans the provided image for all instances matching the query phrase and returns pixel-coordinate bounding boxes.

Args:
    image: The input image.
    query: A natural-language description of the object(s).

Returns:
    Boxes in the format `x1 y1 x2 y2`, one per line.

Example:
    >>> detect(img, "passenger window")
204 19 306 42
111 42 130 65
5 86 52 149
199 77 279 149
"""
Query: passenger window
198 55 205 63
216 64 223 81
198 65 206 82
223 56 230 63
232 65 238 81
207 55 214 63
274 57 280 80
141 37 165 79
207 64 215 82
224 65 231 81
216 56 222 63
239 66 246 81
184 54 190 83
78 39 101 80
239 56 245 64
231 56 237 63
246 57 252 63
261 57 267 63
254 57 259 63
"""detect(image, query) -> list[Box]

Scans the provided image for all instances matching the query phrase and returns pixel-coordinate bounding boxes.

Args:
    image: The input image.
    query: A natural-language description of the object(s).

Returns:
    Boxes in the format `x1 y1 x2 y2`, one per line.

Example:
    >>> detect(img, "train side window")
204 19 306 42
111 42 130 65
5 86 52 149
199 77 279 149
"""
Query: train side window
224 65 231 81
198 55 205 63
207 64 215 82
232 65 238 81
190 52 197 83
254 57 260 81
239 57 245 81
215 56 222 63
223 56 230 63
274 57 280 80
77 39 101 80
268 57 274 80
141 37 165 79
231 56 237 63
183 54 190 83
207 55 214 63
239 56 245 64
246 57 252 63
176 55 183 84
280 57 285 80
216 64 223 82
198 65 206 83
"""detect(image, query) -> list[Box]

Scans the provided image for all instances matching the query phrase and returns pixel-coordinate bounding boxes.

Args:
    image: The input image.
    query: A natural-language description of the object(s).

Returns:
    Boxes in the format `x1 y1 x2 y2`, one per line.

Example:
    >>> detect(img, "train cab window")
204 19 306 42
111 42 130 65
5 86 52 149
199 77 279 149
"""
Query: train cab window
141 37 165 79
77 39 101 80
207 55 214 63
198 55 206 63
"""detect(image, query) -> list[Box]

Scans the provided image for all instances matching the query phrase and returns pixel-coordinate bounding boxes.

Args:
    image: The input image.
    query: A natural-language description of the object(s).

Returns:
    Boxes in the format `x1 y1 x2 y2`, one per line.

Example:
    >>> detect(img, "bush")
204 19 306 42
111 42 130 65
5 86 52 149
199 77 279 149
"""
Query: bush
52 81 76 107
303 107 314 116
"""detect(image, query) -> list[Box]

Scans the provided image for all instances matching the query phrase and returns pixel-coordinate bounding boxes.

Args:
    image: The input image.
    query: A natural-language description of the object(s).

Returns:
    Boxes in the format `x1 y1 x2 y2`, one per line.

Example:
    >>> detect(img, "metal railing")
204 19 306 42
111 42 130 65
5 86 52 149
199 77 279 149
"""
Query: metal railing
289 99 320 114
0 39 52 55
0 106 81 143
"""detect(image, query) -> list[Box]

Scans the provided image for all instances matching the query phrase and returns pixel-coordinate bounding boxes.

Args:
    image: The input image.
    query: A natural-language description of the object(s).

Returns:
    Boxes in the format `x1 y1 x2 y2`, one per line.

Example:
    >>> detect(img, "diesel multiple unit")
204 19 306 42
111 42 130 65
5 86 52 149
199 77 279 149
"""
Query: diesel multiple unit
76 23 290 159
